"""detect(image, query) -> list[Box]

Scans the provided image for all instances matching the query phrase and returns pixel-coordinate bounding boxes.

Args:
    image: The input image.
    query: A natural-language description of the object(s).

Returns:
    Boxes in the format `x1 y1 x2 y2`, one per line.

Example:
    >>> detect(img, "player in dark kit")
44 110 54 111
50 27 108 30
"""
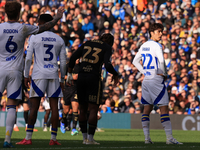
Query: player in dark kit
67 33 119 145
61 59 80 135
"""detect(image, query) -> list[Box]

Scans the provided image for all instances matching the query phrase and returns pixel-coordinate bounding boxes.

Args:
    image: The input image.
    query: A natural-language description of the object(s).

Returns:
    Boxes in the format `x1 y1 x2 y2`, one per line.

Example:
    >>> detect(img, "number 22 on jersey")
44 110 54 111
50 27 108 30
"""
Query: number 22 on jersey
141 53 156 70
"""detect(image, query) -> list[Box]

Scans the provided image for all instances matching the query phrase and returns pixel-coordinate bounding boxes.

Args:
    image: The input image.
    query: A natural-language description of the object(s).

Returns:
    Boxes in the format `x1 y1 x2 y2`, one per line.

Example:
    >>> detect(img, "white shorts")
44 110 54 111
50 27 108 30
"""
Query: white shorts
42 98 50 110
0 70 22 100
30 79 63 98
141 77 169 106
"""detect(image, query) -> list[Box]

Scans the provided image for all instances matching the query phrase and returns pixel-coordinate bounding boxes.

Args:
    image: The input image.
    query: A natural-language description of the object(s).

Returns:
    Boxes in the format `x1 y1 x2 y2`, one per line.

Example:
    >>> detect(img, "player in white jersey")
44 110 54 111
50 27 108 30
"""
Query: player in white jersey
1 1 64 148
133 23 182 145
16 14 66 146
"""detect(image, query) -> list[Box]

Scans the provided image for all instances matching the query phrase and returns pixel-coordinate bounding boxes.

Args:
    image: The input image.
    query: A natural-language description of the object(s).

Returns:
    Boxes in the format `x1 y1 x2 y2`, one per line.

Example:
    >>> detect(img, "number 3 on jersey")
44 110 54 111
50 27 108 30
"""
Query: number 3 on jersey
6 36 18 53
82 46 102 64
142 53 155 69
44 44 53 61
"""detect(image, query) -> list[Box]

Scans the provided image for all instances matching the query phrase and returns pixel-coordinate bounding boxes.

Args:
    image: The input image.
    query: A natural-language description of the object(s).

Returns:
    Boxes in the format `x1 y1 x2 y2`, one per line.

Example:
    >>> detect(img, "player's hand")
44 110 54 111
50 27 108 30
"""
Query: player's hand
55 6 64 19
112 75 119 86
60 82 64 92
24 77 30 88
66 72 73 86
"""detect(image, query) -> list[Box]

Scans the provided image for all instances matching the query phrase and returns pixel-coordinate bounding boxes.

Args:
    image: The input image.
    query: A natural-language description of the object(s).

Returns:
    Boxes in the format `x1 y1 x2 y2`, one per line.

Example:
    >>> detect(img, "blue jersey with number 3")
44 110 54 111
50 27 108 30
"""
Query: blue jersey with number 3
133 40 167 80
0 22 39 71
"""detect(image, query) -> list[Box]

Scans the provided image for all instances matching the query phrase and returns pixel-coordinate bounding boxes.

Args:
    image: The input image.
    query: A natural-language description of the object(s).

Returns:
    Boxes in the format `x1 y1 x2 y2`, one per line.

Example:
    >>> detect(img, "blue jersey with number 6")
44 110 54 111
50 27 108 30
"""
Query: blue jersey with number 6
133 39 167 80
0 22 39 71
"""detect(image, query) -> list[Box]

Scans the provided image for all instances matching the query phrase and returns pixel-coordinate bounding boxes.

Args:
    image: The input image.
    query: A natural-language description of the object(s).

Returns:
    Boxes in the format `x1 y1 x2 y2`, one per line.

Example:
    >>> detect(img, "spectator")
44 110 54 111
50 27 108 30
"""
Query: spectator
0 99 6 111
118 96 135 113
82 16 94 34
103 7 115 28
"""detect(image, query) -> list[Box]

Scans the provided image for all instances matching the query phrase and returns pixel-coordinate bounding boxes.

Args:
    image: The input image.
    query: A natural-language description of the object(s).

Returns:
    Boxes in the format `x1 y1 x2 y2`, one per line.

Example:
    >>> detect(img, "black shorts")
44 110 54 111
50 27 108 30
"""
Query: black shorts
77 74 103 105
17 98 29 106
63 85 78 106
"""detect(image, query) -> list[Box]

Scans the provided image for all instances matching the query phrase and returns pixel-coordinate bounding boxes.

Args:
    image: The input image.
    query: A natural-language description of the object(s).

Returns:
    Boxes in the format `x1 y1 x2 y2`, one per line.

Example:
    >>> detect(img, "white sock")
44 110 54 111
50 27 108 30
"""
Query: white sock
82 133 87 140
5 108 16 143
14 124 17 128
51 134 56 141
88 134 94 141
25 132 33 140
161 121 173 140
142 120 150 140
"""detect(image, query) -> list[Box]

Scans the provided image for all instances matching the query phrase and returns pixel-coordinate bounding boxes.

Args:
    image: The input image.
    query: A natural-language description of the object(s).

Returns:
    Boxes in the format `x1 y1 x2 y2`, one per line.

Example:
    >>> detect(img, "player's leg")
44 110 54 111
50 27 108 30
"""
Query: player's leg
66 109 73 130
44 109 50 131
159 105 182 144
142 105 153 144
4 99 18 148
71 101 79 136
79 103 88 143
140 81 154 144
13 105 19 132
47 78 62 145
87 103 100 144
3 70 22 148
23 102 29 126
49 97 61 145
60 104 70 133
16 79 46 145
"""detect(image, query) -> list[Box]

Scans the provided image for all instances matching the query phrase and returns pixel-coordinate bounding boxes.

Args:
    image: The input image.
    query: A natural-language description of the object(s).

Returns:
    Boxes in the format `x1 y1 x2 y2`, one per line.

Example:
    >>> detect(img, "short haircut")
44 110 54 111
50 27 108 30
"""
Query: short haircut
5 1 21 20
99 33 114 46
149 23 164 37
38 14 53 23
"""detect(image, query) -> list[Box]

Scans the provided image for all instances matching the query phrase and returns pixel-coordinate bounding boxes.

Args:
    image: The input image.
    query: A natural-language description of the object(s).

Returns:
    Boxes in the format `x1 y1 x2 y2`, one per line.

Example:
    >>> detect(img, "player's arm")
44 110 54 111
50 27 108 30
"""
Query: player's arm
132 50 145 74
104 47 119 85
59 42 67 91
59 42 67 83
155 45 167 77
68 45 84 73
67 45 83 84
24 36 34 88
37 6 64 34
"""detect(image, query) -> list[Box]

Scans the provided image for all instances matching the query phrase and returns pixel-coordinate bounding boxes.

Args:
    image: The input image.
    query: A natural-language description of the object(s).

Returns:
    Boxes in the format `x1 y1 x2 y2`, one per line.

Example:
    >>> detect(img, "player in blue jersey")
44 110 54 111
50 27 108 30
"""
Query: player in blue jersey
133 23 182 145
1 1 64 148
16 14 66 145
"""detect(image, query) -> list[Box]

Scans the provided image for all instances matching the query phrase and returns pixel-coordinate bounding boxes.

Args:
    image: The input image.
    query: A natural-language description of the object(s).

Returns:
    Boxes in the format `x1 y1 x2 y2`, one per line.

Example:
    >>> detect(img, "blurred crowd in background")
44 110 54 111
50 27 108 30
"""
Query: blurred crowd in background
0 0 200 115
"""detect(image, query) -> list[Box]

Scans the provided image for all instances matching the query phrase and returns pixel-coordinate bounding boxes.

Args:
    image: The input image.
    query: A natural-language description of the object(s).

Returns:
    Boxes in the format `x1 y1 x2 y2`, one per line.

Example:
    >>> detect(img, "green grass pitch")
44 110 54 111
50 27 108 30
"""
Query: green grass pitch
0 127 199 150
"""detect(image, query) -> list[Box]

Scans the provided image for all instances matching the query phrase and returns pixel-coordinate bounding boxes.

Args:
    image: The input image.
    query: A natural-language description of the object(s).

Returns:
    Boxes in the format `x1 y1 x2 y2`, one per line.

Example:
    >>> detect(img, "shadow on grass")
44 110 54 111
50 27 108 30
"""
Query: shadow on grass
1 138 199 150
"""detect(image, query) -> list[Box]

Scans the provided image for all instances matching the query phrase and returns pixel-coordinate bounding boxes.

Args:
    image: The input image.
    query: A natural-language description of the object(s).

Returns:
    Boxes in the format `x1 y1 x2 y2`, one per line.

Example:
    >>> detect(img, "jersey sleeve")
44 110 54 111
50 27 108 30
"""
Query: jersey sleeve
103 46 118 76
69 44 84 69
132 50 145 74
155 44 167 76
24 24 39 37
24 35 34 78
59 41 67 82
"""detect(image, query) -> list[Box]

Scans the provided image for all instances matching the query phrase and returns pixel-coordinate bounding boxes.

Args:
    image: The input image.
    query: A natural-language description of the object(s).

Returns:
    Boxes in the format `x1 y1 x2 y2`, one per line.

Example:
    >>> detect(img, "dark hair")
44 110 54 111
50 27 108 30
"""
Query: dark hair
38 14 53 23
149 23 164 37
99 33 114 46
5 1 21 20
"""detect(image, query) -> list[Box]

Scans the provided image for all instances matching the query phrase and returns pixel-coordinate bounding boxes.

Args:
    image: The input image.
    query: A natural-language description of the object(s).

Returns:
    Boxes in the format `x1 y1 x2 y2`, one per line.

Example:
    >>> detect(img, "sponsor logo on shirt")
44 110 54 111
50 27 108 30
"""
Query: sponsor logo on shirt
44 64 54 68
6 56 16 61
144 71 151 76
